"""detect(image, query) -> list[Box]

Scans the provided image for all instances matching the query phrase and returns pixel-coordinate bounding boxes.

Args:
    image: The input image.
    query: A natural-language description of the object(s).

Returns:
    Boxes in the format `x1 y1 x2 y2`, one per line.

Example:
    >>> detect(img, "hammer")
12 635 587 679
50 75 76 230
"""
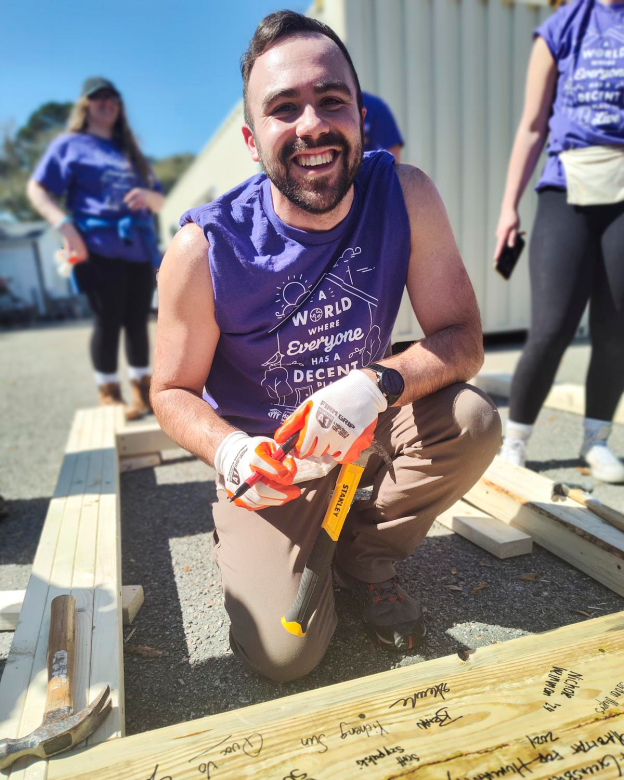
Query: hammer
552 482 624 533
282 438 394 637
0 595 112 770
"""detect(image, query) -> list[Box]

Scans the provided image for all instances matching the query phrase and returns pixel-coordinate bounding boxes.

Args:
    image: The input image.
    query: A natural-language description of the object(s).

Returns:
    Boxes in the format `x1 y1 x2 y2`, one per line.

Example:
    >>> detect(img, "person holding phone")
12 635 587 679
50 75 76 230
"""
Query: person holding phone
495 0 624 483
27 77 164 419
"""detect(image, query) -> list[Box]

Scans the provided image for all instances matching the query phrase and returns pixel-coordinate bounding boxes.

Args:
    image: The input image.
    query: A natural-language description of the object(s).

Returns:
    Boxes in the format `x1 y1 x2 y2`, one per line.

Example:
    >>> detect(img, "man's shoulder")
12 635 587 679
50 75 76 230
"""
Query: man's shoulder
394 164 443 223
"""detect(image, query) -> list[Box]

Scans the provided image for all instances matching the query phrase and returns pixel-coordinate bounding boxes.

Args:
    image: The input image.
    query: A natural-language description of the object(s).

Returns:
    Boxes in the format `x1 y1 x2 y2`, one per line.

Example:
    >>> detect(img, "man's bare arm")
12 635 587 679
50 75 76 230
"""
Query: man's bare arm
151 223 237 467
363 165 483 405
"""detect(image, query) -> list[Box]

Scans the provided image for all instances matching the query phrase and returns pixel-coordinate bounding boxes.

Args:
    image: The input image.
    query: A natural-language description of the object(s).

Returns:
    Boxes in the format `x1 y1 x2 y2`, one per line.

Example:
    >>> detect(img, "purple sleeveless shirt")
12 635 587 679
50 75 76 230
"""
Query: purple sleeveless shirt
180 150 410 436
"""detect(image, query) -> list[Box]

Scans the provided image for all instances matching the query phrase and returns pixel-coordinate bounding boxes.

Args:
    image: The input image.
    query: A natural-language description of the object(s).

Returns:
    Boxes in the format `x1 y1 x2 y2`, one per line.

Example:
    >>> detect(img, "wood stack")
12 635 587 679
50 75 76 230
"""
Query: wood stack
439 456 624 597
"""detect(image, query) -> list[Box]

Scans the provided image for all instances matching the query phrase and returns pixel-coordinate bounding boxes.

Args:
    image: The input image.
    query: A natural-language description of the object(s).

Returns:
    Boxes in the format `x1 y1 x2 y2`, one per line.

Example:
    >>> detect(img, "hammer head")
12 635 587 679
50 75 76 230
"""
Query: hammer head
552 481 594 502
359 438 396 481
0 686 111 770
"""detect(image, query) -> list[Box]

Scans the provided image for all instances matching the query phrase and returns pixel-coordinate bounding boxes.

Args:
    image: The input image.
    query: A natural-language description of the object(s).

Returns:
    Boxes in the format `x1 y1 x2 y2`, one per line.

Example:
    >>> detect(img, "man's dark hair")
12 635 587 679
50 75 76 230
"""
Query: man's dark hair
241 10 363 128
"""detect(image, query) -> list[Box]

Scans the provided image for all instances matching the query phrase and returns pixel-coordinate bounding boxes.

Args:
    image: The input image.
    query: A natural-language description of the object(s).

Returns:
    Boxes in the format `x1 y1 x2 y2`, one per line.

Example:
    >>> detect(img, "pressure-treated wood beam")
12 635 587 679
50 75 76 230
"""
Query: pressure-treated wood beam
47 610 624 780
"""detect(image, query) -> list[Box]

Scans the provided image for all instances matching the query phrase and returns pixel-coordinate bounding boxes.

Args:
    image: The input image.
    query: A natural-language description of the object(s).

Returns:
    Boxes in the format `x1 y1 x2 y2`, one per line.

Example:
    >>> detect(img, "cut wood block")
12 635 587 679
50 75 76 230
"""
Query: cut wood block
48 610 624 780
121 585 144 626
119 453 161 473
437 499 532 558
0 590 25 631
466 457 624 596
1 586 144 632
116 420 179 458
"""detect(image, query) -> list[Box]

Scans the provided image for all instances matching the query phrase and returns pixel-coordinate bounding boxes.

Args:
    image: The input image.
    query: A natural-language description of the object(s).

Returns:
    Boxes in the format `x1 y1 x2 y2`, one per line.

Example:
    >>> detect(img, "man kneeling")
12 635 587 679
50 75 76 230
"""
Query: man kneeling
152 11 501 682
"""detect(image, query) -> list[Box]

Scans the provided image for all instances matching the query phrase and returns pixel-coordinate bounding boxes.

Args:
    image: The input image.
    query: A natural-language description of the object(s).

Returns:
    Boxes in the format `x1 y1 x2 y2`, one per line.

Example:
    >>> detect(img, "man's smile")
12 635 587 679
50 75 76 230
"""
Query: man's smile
291 148 340 173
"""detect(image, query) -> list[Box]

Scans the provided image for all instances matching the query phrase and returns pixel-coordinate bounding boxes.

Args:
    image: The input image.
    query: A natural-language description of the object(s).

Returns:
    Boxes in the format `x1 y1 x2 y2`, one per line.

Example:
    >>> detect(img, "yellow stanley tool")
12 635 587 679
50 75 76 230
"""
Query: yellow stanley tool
282 439 394 637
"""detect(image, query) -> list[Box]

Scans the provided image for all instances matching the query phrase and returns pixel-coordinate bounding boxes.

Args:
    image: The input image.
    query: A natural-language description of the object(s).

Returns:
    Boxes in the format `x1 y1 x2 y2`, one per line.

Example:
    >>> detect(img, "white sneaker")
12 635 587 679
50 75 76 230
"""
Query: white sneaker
499 437 527 468
581 440 624 483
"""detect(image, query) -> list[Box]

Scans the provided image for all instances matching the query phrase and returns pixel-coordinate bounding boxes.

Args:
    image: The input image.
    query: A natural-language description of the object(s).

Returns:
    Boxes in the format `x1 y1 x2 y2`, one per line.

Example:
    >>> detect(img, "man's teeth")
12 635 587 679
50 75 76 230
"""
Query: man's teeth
296 151 334 167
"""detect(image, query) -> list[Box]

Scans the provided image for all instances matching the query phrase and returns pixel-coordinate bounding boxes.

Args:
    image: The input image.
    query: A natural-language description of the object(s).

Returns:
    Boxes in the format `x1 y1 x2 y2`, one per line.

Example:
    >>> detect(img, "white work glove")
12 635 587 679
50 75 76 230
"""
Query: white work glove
214 431 300 511
275 370 387 464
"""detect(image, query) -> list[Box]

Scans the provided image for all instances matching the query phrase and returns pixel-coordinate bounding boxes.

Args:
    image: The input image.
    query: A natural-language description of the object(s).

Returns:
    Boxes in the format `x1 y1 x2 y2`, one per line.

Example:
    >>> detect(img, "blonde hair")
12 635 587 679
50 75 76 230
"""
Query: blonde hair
67 94 153 185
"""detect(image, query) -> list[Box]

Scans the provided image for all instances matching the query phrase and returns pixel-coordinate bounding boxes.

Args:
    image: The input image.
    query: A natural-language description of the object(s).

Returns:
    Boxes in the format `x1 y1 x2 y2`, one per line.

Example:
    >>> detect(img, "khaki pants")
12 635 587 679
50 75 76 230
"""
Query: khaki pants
211 383 501 682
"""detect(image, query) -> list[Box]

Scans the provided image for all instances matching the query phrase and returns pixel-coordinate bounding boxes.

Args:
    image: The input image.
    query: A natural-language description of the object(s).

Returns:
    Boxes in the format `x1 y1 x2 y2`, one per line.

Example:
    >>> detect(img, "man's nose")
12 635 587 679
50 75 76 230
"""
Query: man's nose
296 104 330 140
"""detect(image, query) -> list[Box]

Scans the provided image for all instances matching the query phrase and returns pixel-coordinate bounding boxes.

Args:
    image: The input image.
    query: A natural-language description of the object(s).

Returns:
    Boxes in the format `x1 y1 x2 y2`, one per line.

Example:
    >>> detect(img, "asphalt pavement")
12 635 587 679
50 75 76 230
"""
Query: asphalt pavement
1 320 623 736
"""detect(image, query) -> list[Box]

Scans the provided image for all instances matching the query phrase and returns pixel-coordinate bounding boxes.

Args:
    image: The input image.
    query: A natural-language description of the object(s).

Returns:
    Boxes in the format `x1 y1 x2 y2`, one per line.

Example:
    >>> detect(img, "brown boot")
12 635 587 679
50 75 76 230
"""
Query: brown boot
98 382 142 421
128 375 152 417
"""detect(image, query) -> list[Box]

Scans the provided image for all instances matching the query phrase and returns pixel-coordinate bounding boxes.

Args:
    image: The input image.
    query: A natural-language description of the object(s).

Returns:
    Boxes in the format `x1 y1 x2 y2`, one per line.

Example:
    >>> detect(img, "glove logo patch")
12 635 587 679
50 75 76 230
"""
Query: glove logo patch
316 408 333 429
228 445 248 486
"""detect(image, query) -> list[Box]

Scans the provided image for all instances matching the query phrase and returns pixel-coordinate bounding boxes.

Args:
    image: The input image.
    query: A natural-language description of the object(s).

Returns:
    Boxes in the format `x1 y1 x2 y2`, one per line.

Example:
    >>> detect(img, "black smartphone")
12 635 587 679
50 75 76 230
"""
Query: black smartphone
495 235 525 280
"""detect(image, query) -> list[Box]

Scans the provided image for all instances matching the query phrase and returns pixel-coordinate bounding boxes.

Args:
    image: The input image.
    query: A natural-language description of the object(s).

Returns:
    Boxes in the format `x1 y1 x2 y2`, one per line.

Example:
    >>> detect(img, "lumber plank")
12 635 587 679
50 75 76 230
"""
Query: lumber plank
436 499 533 558
116 420 178 458
121 585 144 626
6 409 96 780
0 591 25 631
465 457 624 596
86 405 125 745
0 406 126 779
0 410 85 753
119 453 161 473
48 610 624 780
0 586 145 632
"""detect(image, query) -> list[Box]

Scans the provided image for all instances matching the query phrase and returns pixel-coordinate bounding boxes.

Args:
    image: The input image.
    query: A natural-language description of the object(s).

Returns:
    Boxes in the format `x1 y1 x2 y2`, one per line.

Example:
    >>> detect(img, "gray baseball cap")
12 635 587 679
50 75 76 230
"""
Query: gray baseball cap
81 77 120 98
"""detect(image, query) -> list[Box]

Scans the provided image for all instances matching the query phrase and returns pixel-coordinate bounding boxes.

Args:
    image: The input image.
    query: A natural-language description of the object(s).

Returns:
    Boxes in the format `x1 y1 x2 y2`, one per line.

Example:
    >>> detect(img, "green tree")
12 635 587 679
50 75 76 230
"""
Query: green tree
151 152 194 195
0 102 72 221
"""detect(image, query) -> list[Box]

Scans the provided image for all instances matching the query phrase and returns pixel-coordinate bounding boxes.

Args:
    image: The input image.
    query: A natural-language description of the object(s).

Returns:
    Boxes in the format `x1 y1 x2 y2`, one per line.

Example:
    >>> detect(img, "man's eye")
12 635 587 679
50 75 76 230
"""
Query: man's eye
322 98 343 107
273 103 296 114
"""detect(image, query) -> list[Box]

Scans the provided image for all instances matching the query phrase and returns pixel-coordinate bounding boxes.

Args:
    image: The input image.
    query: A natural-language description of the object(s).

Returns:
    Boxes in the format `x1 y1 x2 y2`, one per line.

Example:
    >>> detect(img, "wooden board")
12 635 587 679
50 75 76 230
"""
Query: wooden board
48 610 624 780
0 405 126 779
120 454 162 473
437 499 533 558
121 585 144 626
116 420 179 458
0 591 25 631
465 457 624 596
0 586 144 632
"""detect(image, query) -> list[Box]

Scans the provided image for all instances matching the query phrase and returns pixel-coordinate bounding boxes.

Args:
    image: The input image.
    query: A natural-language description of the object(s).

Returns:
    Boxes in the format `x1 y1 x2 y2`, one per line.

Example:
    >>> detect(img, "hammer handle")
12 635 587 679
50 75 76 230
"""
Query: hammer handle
282 462 365 637
567 489 624 533
44 595 76 716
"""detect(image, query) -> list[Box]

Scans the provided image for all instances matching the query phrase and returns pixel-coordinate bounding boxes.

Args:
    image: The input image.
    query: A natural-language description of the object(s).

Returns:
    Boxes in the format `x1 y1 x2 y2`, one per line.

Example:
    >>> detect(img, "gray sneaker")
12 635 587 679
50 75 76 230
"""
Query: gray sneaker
334 566 426 651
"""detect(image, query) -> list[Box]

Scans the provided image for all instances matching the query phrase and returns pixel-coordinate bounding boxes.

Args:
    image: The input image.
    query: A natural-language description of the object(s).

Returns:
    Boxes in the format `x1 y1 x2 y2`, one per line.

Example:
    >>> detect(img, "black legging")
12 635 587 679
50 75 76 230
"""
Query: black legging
509 188 624 425
74 252 155 374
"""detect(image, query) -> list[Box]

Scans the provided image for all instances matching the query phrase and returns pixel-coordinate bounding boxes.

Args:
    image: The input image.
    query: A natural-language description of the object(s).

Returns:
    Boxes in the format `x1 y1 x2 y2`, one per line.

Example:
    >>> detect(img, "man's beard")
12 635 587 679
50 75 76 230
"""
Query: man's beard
256 126 364 215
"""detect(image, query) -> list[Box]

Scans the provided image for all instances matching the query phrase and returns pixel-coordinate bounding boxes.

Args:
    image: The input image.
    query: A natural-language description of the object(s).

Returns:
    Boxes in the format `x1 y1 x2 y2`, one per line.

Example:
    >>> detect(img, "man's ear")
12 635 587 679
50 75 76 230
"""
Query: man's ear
361 106 367 122
242 125 260 163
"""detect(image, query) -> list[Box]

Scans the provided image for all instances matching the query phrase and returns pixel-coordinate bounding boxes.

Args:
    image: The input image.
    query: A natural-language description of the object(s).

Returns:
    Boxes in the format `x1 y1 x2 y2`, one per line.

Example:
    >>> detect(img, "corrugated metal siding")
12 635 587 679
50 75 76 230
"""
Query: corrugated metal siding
343 0 555 339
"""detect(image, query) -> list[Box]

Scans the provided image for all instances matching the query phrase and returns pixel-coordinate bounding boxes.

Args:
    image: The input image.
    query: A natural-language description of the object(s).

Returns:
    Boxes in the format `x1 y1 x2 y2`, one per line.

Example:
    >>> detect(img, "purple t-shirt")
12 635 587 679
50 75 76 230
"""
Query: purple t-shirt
180 151 411 437
362 92 404 153
32 132 161 262
536 0 624 190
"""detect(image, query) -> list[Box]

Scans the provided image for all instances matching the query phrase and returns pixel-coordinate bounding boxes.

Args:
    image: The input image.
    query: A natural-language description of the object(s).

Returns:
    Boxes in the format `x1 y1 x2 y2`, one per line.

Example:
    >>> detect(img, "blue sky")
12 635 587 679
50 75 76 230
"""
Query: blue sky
1 0 310 160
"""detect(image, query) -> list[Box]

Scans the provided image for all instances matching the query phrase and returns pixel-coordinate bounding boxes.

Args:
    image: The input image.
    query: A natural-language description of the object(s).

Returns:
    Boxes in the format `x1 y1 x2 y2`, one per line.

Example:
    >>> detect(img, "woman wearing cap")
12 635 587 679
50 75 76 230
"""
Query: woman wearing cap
27 77 164 419
494 0 624 483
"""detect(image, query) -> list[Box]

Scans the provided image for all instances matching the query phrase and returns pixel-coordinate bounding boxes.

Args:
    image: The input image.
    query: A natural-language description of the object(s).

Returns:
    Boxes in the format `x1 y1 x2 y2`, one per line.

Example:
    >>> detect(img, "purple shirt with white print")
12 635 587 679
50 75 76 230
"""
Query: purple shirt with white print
180 151 410 437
